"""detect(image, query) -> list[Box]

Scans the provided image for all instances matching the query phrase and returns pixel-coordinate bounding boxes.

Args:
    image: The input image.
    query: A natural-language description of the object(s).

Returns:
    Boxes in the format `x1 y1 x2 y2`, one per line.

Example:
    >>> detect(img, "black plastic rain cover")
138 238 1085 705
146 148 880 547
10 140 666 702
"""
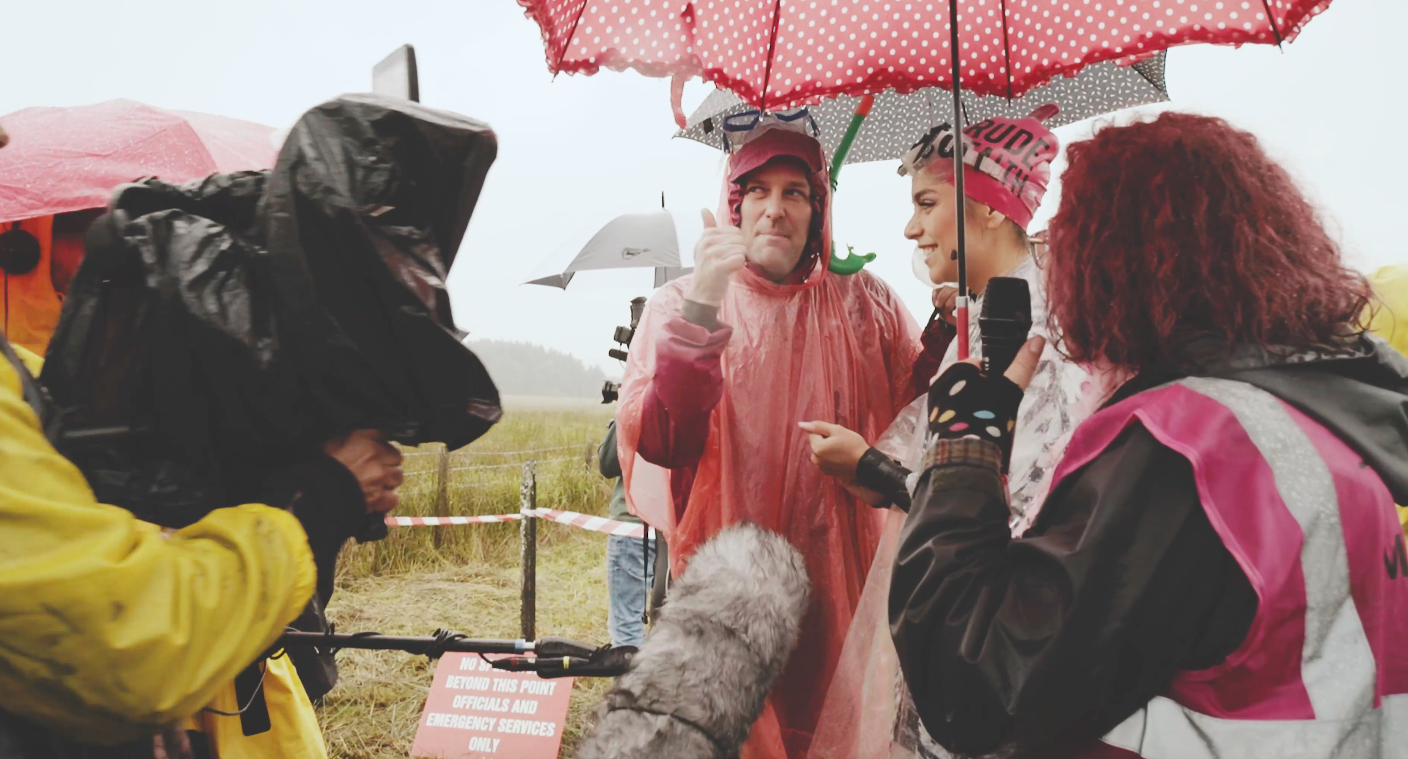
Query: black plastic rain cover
41 94 502 526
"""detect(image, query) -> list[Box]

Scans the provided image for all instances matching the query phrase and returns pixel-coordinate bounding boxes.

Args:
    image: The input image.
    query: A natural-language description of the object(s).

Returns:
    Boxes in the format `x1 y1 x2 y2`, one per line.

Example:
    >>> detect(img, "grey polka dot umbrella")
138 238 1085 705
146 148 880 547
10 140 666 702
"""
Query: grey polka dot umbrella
676 53 1168 167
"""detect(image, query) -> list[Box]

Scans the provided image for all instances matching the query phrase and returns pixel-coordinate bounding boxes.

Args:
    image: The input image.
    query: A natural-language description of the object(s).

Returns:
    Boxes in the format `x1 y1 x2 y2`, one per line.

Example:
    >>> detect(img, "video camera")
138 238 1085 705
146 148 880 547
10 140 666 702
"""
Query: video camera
602 296 647 404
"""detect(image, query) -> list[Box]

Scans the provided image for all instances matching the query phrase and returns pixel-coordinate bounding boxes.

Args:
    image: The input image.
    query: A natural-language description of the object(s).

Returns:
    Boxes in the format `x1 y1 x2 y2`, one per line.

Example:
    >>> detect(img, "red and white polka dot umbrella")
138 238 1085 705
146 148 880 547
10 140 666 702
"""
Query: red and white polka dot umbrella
518 0 1336 359
517 0 1332 111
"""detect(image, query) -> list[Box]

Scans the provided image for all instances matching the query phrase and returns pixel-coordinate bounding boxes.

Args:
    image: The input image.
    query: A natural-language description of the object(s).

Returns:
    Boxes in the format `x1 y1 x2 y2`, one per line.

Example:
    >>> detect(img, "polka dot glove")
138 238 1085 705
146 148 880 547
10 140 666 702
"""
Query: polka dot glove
927 361 1023 474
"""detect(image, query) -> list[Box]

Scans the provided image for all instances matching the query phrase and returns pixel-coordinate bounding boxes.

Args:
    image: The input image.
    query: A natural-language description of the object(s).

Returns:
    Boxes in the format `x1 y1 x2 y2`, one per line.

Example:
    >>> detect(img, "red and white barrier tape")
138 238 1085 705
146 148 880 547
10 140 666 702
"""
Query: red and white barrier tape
525 508 653 540
383 508 655 539
384 514 524 527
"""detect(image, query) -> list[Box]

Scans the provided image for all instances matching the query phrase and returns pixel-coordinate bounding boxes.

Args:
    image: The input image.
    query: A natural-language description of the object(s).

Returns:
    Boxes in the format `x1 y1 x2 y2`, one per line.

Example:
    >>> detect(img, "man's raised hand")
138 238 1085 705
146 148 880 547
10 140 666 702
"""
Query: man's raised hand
688 208 748 307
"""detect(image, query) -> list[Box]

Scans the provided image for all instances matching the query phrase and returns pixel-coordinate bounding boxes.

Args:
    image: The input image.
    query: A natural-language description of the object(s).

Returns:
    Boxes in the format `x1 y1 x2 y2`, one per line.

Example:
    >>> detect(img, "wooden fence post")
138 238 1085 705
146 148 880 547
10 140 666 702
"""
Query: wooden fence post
584 440 595 471
432 445 450 549
519 459 538 641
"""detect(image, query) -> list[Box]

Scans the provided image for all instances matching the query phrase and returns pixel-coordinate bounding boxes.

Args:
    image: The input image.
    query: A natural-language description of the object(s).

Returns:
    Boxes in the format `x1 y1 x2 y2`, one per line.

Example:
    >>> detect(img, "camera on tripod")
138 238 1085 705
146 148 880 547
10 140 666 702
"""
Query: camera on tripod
602 297 647 404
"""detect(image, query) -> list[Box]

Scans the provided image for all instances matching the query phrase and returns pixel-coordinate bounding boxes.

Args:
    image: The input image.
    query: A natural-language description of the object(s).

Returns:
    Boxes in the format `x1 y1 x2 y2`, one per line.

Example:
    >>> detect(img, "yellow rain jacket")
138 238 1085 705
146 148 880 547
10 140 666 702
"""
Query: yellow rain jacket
183 654 327 759
0 339 317 746
1366 266 1408 534
1369 265 1408 359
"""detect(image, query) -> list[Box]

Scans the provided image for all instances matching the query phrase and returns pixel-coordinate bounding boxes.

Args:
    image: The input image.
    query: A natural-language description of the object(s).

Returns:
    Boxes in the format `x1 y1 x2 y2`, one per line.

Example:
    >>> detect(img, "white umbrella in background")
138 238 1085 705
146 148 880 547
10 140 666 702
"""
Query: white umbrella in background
525 207 700 290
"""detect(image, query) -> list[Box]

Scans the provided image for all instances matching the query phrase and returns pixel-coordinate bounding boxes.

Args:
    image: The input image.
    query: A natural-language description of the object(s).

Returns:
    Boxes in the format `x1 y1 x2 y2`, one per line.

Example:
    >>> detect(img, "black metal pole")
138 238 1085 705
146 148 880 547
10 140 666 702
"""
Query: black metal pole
277 632 602 660
948 0 970 359
520 460 538 641
641 527 651 625
278 631 526 655
433 445 449 550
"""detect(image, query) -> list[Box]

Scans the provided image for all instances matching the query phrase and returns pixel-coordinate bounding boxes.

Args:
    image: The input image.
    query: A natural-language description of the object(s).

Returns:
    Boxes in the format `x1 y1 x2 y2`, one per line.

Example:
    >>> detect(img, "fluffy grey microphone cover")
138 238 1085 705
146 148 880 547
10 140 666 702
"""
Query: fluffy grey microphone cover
577 522 812 758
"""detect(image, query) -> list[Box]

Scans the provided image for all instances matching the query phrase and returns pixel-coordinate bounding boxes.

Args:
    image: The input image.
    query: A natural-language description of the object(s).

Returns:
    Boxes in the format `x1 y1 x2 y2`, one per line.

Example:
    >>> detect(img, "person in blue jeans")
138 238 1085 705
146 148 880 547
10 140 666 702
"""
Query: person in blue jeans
598 419 667 648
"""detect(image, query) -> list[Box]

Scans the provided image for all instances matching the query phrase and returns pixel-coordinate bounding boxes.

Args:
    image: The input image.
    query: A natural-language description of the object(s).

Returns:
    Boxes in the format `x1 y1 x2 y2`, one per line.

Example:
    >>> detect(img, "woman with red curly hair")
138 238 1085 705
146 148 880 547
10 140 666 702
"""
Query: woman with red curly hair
890 111 1408 759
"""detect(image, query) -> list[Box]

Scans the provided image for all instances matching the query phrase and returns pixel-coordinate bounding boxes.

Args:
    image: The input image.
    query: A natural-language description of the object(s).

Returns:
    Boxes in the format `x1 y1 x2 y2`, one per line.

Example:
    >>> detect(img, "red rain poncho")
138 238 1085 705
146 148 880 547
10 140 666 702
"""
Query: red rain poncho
616 127 922 758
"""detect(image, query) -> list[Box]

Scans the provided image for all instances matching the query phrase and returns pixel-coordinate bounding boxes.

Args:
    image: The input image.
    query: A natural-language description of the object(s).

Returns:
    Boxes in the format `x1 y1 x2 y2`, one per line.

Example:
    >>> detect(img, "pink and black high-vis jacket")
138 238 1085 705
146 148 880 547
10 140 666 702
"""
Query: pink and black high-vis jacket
891 337 1408 759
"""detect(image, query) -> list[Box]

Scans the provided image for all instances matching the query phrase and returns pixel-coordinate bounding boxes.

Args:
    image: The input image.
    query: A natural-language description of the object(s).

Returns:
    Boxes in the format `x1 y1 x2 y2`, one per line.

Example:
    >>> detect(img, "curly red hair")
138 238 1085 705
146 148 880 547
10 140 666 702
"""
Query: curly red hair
1045 112 1370 373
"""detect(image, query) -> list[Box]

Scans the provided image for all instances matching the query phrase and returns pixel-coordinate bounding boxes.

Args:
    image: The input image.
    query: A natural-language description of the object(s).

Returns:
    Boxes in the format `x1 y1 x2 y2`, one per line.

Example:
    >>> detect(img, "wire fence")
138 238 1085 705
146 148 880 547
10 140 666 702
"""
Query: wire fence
385 453 643 640
398 440 594 481
401 453 588 481
447 456 581 473
400 443 583 460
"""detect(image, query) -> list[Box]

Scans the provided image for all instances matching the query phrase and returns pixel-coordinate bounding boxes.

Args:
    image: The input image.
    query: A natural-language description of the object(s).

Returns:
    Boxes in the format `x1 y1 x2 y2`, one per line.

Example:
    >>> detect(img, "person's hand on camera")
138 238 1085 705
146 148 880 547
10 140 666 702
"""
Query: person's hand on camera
688 208 749 307
323 429 404 514
931 284 959 326
798 420 870 481
152 727 194 759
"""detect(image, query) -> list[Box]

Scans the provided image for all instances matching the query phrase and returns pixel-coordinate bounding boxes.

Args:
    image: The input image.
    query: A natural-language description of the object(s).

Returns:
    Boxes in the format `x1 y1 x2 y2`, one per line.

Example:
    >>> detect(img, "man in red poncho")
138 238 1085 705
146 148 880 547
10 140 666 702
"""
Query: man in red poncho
616 122 922 758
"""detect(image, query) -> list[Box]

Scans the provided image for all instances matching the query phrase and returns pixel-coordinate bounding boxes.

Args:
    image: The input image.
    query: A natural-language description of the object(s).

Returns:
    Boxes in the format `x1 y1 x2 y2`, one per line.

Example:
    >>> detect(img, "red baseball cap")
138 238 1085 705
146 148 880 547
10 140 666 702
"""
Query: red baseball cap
728 128 825 184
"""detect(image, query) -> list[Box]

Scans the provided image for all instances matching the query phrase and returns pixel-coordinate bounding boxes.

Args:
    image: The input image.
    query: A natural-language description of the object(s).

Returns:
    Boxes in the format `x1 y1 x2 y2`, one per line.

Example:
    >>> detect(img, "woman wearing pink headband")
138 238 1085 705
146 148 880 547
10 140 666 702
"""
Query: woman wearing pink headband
803 106 1096 759
806 105 1088 527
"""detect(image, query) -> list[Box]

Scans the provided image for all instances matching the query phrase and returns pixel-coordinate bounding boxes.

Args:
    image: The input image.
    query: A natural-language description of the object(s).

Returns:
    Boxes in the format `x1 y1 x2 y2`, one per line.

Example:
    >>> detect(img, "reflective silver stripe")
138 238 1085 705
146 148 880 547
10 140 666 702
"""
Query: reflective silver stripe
1384 694 1408 758
1100 378 1387 758
1106 695 1388 759
1182 378 1376 719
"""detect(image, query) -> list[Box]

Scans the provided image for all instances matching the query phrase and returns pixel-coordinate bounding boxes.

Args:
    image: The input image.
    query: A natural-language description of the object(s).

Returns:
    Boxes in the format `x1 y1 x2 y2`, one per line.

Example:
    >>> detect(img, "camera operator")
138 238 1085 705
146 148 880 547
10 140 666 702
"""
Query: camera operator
599 299 667 649
597 420 667 648
0 330 402 758
890 113 1408 759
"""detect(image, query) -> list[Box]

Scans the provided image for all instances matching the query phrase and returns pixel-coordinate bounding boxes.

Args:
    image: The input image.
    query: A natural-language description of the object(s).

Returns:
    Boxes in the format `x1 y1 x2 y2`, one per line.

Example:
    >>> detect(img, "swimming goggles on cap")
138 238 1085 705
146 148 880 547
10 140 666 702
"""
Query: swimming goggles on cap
720 108 821 154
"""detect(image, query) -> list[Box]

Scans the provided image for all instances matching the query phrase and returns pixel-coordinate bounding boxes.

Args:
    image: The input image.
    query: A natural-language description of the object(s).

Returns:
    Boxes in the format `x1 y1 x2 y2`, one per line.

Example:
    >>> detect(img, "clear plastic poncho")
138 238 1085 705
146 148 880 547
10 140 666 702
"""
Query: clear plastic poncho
617 127 922 759
808 255 1098 759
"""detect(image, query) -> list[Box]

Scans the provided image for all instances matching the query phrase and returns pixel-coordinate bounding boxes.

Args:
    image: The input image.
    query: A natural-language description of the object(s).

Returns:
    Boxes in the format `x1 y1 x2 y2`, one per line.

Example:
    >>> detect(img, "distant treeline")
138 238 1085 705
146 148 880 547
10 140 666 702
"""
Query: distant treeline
467 339 609 399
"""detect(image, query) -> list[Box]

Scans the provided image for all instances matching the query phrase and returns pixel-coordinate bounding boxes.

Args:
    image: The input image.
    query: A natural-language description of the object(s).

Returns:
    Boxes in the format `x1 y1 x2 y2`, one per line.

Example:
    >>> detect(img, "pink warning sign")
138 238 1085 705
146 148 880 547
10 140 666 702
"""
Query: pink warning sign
411 653 574 758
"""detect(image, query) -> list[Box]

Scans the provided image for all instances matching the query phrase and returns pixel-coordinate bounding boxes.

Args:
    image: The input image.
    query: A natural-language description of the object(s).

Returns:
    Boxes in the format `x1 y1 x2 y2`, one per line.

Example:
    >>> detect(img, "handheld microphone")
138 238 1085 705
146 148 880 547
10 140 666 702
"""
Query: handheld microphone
576 523 811 759
979 277 1033 377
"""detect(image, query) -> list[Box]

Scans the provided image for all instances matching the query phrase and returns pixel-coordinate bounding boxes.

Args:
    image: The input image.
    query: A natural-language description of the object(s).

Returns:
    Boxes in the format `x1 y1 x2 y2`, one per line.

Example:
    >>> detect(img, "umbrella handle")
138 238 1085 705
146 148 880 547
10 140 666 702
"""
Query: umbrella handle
949 0 970 361
955 299 970 360
829 243 877 275
827 95 876 275
828 94 875 190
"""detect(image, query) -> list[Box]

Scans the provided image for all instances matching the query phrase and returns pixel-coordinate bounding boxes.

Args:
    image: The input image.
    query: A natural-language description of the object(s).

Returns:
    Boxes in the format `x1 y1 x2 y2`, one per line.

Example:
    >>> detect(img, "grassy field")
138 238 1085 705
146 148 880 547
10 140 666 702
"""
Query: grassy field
319 402 618 758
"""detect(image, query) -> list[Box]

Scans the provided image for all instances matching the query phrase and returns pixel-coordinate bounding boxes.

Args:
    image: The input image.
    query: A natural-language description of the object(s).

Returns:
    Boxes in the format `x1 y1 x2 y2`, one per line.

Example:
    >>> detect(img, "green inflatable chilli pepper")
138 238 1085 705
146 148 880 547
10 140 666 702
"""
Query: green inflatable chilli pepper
828 95 876 276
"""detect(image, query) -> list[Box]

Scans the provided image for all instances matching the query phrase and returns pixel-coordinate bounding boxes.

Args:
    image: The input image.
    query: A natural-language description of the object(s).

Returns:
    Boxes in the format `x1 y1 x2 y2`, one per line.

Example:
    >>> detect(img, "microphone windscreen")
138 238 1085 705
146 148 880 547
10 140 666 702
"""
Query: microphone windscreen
980 276 1031 324
979 277 1033 377
577 523 811 759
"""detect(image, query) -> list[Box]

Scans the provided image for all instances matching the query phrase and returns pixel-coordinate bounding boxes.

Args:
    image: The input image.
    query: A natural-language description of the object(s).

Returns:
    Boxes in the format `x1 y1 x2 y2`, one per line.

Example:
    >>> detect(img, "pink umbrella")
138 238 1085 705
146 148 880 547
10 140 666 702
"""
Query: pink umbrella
0 99 278 225
520 0 1334 359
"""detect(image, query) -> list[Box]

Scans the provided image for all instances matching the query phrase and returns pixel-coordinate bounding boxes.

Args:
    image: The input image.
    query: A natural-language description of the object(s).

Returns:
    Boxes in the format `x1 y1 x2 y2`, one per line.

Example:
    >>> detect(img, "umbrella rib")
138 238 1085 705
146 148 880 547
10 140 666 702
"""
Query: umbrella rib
1258 0 1285 46
1000 0 1015 100
553 0 593 74
758 0 786 109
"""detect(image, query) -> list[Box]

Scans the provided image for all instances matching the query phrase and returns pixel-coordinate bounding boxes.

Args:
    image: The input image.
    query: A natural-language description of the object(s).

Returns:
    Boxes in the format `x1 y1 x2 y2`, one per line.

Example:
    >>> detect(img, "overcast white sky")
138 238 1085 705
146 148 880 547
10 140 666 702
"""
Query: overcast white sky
1 0 1401 375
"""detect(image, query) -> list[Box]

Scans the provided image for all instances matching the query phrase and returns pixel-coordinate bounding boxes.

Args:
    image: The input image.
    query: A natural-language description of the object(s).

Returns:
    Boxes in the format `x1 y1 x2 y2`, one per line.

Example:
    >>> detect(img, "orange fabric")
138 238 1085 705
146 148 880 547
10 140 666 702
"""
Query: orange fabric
2 215 62 355
618 155 921 754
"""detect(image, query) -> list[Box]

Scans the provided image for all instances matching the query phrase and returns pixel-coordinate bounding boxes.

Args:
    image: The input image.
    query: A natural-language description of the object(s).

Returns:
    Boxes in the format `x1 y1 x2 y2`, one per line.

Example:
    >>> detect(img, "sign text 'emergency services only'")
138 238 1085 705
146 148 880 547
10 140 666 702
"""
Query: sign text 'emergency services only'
411 653 573 758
